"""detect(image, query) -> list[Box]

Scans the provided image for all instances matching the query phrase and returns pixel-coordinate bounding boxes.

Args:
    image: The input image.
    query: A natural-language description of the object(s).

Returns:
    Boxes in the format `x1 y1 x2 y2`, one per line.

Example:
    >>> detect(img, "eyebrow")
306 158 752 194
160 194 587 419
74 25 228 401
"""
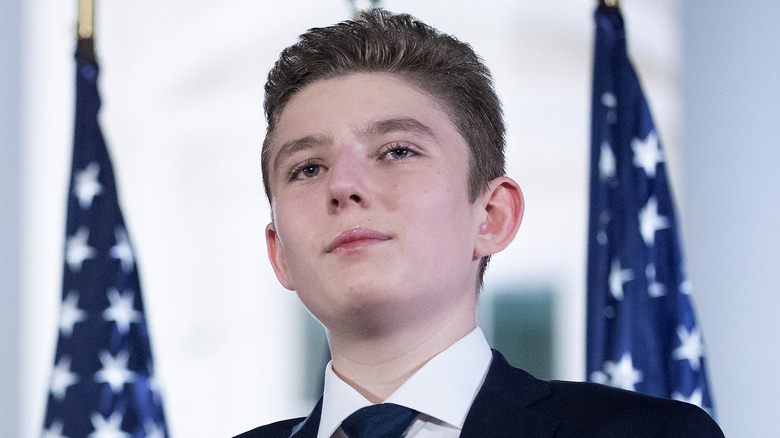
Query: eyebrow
273 135 329 173
360 117 437 139
272 117 437 173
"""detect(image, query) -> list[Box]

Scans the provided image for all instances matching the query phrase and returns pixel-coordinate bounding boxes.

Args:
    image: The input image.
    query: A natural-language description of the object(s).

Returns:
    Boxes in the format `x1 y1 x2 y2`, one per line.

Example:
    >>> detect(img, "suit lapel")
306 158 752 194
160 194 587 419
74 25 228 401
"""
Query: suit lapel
289 397 322 438
460 350 560 438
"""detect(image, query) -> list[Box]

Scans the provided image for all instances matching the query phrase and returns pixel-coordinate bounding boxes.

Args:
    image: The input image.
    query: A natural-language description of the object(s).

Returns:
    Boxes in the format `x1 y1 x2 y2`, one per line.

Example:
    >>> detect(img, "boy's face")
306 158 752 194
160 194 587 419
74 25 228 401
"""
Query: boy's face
265 73 486 333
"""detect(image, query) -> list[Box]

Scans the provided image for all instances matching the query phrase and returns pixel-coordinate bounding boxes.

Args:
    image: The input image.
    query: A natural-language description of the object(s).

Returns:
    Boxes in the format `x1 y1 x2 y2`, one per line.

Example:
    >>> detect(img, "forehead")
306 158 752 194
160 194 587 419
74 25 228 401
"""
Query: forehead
269 72 460 152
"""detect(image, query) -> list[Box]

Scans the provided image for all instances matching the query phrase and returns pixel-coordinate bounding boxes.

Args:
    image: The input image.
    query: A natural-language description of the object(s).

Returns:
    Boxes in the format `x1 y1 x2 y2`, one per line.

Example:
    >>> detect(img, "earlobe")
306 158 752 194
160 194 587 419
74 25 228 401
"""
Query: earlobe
266 222 295 290
474 177 525 258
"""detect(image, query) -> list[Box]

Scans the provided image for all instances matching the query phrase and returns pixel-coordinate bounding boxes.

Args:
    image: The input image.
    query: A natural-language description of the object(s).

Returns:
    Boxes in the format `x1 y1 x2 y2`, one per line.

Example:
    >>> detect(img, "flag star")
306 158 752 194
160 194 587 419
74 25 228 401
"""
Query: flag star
95 350 134 394
645 264 666 298
681 280 693 295
60 291 87 337
603 353 643 391
673 387 704 409
43 420 69 438
601 92 618 123
144 421 166 438
147 364 163 404
50 356 79 401
609 258 634 300
648 281 666 298
597 210 611 245
88 411 131 438
110 227 135 273
73 162 103 209
599 141 616 179
639 196 670 246
599 210 612 225
631 130 664 177
103 288 142 334
601 91 617 108
65 227 96 272
673 325 705 371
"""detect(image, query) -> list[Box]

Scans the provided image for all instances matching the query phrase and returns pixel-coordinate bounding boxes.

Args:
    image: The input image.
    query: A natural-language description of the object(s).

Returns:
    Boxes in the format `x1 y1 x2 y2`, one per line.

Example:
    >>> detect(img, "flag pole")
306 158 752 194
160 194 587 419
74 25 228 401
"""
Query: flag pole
43 1 170 434
76 0 95 59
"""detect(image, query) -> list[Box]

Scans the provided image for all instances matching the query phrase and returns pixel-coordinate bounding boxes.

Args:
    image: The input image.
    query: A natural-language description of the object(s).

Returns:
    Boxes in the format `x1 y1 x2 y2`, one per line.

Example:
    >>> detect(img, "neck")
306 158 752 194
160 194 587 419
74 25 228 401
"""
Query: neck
327 302 476 403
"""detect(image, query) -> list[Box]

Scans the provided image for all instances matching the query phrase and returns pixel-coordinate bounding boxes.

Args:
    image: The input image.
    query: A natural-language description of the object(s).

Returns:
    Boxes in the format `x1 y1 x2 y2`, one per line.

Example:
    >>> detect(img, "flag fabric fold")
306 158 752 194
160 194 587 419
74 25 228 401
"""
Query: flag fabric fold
586 5 715 415
43 46 168 438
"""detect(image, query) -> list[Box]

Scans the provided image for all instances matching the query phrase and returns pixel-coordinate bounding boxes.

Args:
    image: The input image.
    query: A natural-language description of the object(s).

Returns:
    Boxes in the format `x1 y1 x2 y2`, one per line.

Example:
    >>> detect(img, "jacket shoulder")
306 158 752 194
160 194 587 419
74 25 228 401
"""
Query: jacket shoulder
540 380 724 437
232 417 305 438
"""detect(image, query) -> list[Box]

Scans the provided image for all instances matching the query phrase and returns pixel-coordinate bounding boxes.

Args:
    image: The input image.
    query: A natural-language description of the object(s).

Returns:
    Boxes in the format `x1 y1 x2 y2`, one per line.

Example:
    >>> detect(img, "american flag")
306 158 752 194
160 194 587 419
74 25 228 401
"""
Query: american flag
586 4 715 414
42 44 168 438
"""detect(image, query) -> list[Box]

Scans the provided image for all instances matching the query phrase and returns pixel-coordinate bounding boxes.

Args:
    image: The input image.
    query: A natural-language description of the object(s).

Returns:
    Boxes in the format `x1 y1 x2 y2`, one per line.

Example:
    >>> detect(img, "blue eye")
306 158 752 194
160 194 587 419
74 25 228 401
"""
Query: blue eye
301 164 320 177
290 161 323 181
381 143 418 161
388 148 411 159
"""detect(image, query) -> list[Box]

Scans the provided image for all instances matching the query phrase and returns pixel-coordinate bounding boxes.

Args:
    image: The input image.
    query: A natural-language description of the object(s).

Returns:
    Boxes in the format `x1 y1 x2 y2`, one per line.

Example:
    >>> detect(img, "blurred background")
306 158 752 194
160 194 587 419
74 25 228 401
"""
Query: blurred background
2 0 779 436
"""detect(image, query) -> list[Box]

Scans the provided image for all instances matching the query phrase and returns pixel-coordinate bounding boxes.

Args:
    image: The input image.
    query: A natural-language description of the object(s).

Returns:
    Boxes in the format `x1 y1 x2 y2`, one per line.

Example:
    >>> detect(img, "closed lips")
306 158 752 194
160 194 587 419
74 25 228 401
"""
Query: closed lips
327 228 391 252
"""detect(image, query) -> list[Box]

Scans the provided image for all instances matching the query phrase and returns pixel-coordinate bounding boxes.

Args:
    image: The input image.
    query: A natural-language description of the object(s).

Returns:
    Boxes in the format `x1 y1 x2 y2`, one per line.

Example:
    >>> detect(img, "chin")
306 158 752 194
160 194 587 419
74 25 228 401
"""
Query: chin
313 286 414 325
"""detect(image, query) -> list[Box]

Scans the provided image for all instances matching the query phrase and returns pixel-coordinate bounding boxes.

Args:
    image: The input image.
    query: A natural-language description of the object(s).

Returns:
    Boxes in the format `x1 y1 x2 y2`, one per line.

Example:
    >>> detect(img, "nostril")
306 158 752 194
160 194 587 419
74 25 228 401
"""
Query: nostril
330 194 362 211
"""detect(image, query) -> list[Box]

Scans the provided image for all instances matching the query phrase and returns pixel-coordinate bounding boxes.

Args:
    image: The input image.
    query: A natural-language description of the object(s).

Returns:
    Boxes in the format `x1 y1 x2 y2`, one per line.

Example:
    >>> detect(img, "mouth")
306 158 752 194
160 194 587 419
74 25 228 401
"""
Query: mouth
326 227 391 253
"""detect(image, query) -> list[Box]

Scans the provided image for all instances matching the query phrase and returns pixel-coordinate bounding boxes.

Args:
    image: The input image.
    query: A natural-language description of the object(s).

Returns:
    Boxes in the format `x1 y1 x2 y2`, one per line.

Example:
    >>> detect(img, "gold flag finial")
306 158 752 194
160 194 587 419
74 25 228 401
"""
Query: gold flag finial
77 0 95 40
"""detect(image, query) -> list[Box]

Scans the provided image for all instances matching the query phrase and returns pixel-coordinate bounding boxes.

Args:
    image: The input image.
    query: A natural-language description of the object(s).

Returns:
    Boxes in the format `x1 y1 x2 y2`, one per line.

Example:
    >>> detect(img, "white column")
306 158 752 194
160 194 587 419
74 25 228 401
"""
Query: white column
0 0 22 435
681 2 780 436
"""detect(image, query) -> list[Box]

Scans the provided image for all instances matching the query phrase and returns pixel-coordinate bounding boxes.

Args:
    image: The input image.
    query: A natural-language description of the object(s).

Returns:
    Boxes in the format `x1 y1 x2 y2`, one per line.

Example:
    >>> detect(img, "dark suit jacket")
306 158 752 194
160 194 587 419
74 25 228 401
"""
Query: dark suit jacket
235 350 724 437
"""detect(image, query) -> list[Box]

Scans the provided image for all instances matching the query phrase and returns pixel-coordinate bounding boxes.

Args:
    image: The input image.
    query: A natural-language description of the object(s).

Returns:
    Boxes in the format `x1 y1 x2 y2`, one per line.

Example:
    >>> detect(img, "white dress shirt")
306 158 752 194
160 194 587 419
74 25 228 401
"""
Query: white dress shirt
317 327 493 438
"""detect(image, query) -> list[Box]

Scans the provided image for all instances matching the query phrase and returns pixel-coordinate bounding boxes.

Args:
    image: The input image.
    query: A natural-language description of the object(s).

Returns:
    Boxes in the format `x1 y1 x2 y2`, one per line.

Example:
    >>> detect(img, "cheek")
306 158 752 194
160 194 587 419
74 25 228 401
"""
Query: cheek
413 188 473 239
274 207 315 259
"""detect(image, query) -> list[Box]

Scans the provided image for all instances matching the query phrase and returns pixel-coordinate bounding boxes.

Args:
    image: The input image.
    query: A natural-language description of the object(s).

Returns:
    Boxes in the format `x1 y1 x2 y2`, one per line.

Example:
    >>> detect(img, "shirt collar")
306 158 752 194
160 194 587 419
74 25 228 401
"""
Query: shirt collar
317 327 493 438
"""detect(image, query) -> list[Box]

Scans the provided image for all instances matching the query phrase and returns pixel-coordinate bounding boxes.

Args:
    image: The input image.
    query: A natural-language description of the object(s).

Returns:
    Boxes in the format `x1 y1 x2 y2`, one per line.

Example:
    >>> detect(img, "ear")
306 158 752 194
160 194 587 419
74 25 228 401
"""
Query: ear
266 222 295 290
474 177 525 258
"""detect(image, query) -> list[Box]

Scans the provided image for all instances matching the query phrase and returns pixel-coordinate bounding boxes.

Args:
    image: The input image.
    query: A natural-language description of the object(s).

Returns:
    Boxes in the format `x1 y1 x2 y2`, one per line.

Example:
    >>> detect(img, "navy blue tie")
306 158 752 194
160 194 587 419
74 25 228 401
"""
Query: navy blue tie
341 403 418 438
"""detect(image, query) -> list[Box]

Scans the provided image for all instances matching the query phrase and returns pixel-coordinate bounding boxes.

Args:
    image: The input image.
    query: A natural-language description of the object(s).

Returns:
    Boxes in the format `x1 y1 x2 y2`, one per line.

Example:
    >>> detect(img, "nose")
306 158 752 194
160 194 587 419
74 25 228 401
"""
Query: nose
327 150 370 213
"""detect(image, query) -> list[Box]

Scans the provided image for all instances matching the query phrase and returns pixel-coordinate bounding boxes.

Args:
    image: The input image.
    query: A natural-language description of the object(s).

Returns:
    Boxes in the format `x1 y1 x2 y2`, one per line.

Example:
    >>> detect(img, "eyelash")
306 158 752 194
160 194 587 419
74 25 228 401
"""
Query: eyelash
377 142 419 161
287 143 420 182
288 159 324 182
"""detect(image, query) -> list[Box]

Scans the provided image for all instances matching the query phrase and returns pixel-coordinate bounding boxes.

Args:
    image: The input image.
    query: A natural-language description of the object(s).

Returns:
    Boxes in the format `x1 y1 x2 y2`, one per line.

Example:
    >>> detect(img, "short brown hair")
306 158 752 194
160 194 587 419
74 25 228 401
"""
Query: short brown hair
262 8 506 287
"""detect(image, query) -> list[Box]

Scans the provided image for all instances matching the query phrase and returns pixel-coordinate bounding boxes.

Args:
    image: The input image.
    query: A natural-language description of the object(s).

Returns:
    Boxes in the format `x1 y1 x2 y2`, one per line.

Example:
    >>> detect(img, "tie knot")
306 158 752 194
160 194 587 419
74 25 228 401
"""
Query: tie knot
341 403 418 438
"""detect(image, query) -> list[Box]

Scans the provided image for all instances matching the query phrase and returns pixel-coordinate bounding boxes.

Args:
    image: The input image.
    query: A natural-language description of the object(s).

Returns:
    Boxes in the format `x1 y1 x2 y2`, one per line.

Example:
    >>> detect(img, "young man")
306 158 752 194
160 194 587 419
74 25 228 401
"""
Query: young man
237 9 723 438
